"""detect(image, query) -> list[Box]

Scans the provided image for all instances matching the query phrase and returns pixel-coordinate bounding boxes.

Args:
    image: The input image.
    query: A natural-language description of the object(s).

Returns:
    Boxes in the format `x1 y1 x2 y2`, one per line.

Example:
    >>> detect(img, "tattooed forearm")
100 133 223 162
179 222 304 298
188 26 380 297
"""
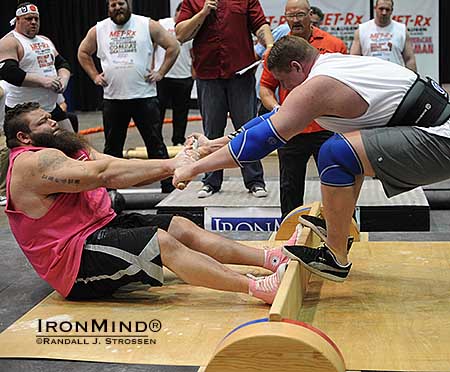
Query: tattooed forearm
41 174 81 185
37 152 69 172
256 24 272 47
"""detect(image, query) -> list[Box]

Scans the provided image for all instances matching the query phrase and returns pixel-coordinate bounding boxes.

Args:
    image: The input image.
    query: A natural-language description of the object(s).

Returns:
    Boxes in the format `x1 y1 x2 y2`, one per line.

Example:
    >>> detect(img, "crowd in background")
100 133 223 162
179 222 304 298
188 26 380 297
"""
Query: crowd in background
0 0 418 213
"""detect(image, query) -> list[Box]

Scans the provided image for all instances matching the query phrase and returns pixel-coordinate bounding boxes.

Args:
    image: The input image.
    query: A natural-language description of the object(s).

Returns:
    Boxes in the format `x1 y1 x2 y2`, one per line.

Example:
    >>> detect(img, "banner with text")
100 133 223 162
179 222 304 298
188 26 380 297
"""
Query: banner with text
313 0 370 51
204 207 282 232
170 0 438 80
394 0 439 80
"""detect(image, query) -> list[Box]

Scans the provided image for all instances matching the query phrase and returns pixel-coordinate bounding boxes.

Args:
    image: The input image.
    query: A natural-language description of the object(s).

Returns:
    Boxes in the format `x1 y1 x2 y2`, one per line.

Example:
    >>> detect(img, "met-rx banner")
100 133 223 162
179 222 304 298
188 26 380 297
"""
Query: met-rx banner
204 207 281 232
394 0 439 80
170 0 439 81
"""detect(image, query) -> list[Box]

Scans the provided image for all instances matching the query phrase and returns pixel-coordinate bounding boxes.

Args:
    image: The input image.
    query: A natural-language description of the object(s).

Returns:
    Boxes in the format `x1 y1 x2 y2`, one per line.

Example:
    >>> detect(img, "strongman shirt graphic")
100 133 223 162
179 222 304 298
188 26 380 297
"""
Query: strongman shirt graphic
96 14 156 99
358 19 406 66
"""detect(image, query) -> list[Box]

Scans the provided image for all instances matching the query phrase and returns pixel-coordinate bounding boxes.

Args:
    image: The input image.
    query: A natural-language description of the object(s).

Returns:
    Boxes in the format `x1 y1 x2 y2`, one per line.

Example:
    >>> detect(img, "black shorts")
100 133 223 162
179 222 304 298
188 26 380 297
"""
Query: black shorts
67 213 173 300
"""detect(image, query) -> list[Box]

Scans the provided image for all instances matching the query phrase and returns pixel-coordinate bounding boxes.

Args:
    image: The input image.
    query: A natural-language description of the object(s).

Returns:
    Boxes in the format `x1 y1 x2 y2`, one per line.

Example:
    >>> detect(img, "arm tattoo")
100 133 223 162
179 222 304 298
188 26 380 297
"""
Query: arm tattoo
256 28 267 47
37 152 69 172
38 152 81 186
41 174 81 185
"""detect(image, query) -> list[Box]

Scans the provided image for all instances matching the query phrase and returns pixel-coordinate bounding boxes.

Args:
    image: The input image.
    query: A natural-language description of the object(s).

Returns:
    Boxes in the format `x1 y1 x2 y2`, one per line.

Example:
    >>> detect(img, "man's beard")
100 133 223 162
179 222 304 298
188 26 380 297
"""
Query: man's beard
110 8 132 25
30 130 89 158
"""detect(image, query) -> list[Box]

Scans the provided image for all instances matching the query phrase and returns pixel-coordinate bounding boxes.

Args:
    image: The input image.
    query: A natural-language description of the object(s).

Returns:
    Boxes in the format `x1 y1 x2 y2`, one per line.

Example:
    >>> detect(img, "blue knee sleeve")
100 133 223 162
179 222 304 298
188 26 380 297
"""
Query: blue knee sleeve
227 107 279 140
228 116 286 167
242 106 279 130
318 134 363 187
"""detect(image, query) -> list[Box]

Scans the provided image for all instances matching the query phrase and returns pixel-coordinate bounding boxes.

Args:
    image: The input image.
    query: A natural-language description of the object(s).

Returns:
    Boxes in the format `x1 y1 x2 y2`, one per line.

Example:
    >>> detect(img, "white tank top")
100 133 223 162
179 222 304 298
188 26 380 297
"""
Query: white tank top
358 19 406 66
305 54 450 138
96 14 156 100
154 17 192 79
5 31 58 112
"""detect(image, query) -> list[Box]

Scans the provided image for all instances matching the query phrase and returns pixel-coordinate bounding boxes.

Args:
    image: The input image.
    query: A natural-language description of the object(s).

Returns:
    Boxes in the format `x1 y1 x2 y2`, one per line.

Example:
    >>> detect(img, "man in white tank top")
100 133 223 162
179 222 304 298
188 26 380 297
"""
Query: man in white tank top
350 0 416 71
173 36 450 283
0 3 73 132
78 0 180 192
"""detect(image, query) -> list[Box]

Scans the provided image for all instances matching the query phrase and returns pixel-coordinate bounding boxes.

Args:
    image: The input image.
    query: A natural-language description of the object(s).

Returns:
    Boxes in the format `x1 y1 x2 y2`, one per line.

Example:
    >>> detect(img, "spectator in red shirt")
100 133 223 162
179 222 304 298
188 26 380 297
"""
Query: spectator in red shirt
176 0 273 199
260 0 347 219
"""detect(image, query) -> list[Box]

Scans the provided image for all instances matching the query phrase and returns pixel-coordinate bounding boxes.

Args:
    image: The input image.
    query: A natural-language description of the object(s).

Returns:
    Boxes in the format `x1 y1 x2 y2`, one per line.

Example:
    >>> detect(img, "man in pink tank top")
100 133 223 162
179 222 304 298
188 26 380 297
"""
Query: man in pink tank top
3 102 291 304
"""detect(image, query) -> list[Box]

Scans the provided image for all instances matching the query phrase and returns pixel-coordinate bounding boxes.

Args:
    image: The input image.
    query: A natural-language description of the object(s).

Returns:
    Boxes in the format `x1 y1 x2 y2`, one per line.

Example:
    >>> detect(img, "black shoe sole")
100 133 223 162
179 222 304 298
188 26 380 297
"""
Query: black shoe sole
298 216 329 244
282 247 348 283
299 216 354 252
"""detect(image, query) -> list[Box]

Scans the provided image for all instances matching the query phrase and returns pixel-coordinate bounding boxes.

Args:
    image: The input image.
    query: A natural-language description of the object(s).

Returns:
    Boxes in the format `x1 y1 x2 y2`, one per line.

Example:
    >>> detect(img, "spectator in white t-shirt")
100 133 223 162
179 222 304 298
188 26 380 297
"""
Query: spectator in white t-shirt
155 3 194 146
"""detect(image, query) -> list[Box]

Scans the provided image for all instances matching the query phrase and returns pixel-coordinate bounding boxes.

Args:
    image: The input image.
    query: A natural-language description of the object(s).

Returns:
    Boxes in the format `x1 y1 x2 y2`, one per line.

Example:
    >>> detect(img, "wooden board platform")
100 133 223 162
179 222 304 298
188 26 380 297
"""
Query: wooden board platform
299 241 450 371
0 242 277 366
1 240 449 370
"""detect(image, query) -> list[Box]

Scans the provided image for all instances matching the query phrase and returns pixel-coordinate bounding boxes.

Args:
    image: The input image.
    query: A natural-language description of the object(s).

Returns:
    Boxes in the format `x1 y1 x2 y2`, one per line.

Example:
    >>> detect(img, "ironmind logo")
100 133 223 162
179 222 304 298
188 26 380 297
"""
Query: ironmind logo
211 217 282 232
37 319 162 334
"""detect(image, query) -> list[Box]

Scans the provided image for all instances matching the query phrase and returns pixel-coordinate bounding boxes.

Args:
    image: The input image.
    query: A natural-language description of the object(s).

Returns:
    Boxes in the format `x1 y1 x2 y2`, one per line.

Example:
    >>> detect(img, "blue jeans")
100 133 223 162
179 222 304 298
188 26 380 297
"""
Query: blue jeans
197 73 265 191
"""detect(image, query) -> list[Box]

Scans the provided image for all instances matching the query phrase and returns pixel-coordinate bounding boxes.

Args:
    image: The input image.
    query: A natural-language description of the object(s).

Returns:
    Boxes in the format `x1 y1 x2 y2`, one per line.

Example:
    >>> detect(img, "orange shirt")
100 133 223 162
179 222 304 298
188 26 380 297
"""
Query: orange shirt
260 27 347 134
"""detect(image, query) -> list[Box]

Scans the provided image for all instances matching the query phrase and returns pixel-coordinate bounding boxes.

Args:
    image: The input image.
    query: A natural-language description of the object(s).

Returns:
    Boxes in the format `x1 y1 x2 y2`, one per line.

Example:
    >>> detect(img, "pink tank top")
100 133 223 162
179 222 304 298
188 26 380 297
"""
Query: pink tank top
5 146 116 297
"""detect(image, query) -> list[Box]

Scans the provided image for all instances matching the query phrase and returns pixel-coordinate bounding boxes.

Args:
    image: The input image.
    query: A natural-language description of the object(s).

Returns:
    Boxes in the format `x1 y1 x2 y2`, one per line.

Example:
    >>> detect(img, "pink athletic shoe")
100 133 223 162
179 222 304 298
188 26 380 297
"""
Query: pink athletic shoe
264 247 290 272
249 263 287 304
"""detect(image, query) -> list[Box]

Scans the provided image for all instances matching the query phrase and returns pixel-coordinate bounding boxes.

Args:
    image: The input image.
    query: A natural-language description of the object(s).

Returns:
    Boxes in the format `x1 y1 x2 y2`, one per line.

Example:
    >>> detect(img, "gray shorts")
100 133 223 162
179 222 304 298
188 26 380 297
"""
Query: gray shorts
361 126 450 197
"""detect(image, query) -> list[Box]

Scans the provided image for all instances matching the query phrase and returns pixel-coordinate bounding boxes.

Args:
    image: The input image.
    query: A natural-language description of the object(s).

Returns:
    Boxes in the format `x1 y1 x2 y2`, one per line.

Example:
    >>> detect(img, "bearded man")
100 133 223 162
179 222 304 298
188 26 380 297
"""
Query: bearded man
3 102 290 304
78 0 180 193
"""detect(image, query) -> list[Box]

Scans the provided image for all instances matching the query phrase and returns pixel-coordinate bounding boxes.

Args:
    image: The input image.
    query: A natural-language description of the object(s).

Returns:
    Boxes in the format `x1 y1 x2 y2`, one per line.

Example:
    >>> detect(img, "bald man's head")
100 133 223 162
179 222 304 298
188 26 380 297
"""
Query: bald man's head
284 0 312 40
285 0 311 9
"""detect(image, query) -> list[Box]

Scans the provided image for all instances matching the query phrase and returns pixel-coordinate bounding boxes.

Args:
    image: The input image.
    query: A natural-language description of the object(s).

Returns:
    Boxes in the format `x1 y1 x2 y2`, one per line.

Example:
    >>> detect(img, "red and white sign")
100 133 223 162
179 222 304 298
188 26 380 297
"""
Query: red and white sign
394 0 439 80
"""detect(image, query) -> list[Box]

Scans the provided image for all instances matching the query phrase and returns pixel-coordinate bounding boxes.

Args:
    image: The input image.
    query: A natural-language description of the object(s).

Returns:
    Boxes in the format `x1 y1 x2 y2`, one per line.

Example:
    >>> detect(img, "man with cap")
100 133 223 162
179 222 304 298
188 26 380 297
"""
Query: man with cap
0 2 73 132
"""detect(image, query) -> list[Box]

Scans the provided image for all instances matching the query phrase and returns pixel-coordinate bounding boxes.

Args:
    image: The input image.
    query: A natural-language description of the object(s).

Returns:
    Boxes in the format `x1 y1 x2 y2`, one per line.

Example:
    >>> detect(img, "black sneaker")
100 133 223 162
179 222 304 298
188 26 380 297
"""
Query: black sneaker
198 184 215 198
282 244 352 282
299 215 327 241
299 215 354 252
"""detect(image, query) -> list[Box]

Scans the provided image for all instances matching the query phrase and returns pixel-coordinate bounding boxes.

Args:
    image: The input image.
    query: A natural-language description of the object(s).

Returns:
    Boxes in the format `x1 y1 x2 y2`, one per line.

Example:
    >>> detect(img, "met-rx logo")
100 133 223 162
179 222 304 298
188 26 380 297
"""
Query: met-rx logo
211 217 282 231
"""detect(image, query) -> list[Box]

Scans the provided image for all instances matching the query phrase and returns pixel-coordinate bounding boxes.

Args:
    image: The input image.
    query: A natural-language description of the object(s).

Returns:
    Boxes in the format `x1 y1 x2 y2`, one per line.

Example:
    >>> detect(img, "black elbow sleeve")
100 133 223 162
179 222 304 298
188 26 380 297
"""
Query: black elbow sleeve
0 59 26 86
54 55 71 72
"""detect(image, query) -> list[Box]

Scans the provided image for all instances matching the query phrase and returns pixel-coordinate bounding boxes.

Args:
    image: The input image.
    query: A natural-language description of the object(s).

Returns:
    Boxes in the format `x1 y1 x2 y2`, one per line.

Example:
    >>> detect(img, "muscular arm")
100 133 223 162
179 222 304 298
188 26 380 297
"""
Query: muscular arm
0 36 62 90
255 24 274 48
78 27 105 85
349 29 362 55
175 1 214 43
260 85 279 111
402 31 417 72
150 20 179 78
14 148 183 197
173 76 368 185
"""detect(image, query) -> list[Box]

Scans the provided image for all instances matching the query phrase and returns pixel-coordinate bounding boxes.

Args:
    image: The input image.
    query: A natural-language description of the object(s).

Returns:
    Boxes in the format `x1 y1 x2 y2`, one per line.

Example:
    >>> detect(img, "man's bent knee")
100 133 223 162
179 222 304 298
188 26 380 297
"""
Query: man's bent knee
318 133 363 187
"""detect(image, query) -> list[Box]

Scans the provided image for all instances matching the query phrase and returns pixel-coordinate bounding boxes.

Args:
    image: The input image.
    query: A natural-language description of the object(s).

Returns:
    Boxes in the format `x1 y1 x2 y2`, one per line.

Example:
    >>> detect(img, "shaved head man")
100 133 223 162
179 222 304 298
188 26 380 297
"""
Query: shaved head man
350 0 416 71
